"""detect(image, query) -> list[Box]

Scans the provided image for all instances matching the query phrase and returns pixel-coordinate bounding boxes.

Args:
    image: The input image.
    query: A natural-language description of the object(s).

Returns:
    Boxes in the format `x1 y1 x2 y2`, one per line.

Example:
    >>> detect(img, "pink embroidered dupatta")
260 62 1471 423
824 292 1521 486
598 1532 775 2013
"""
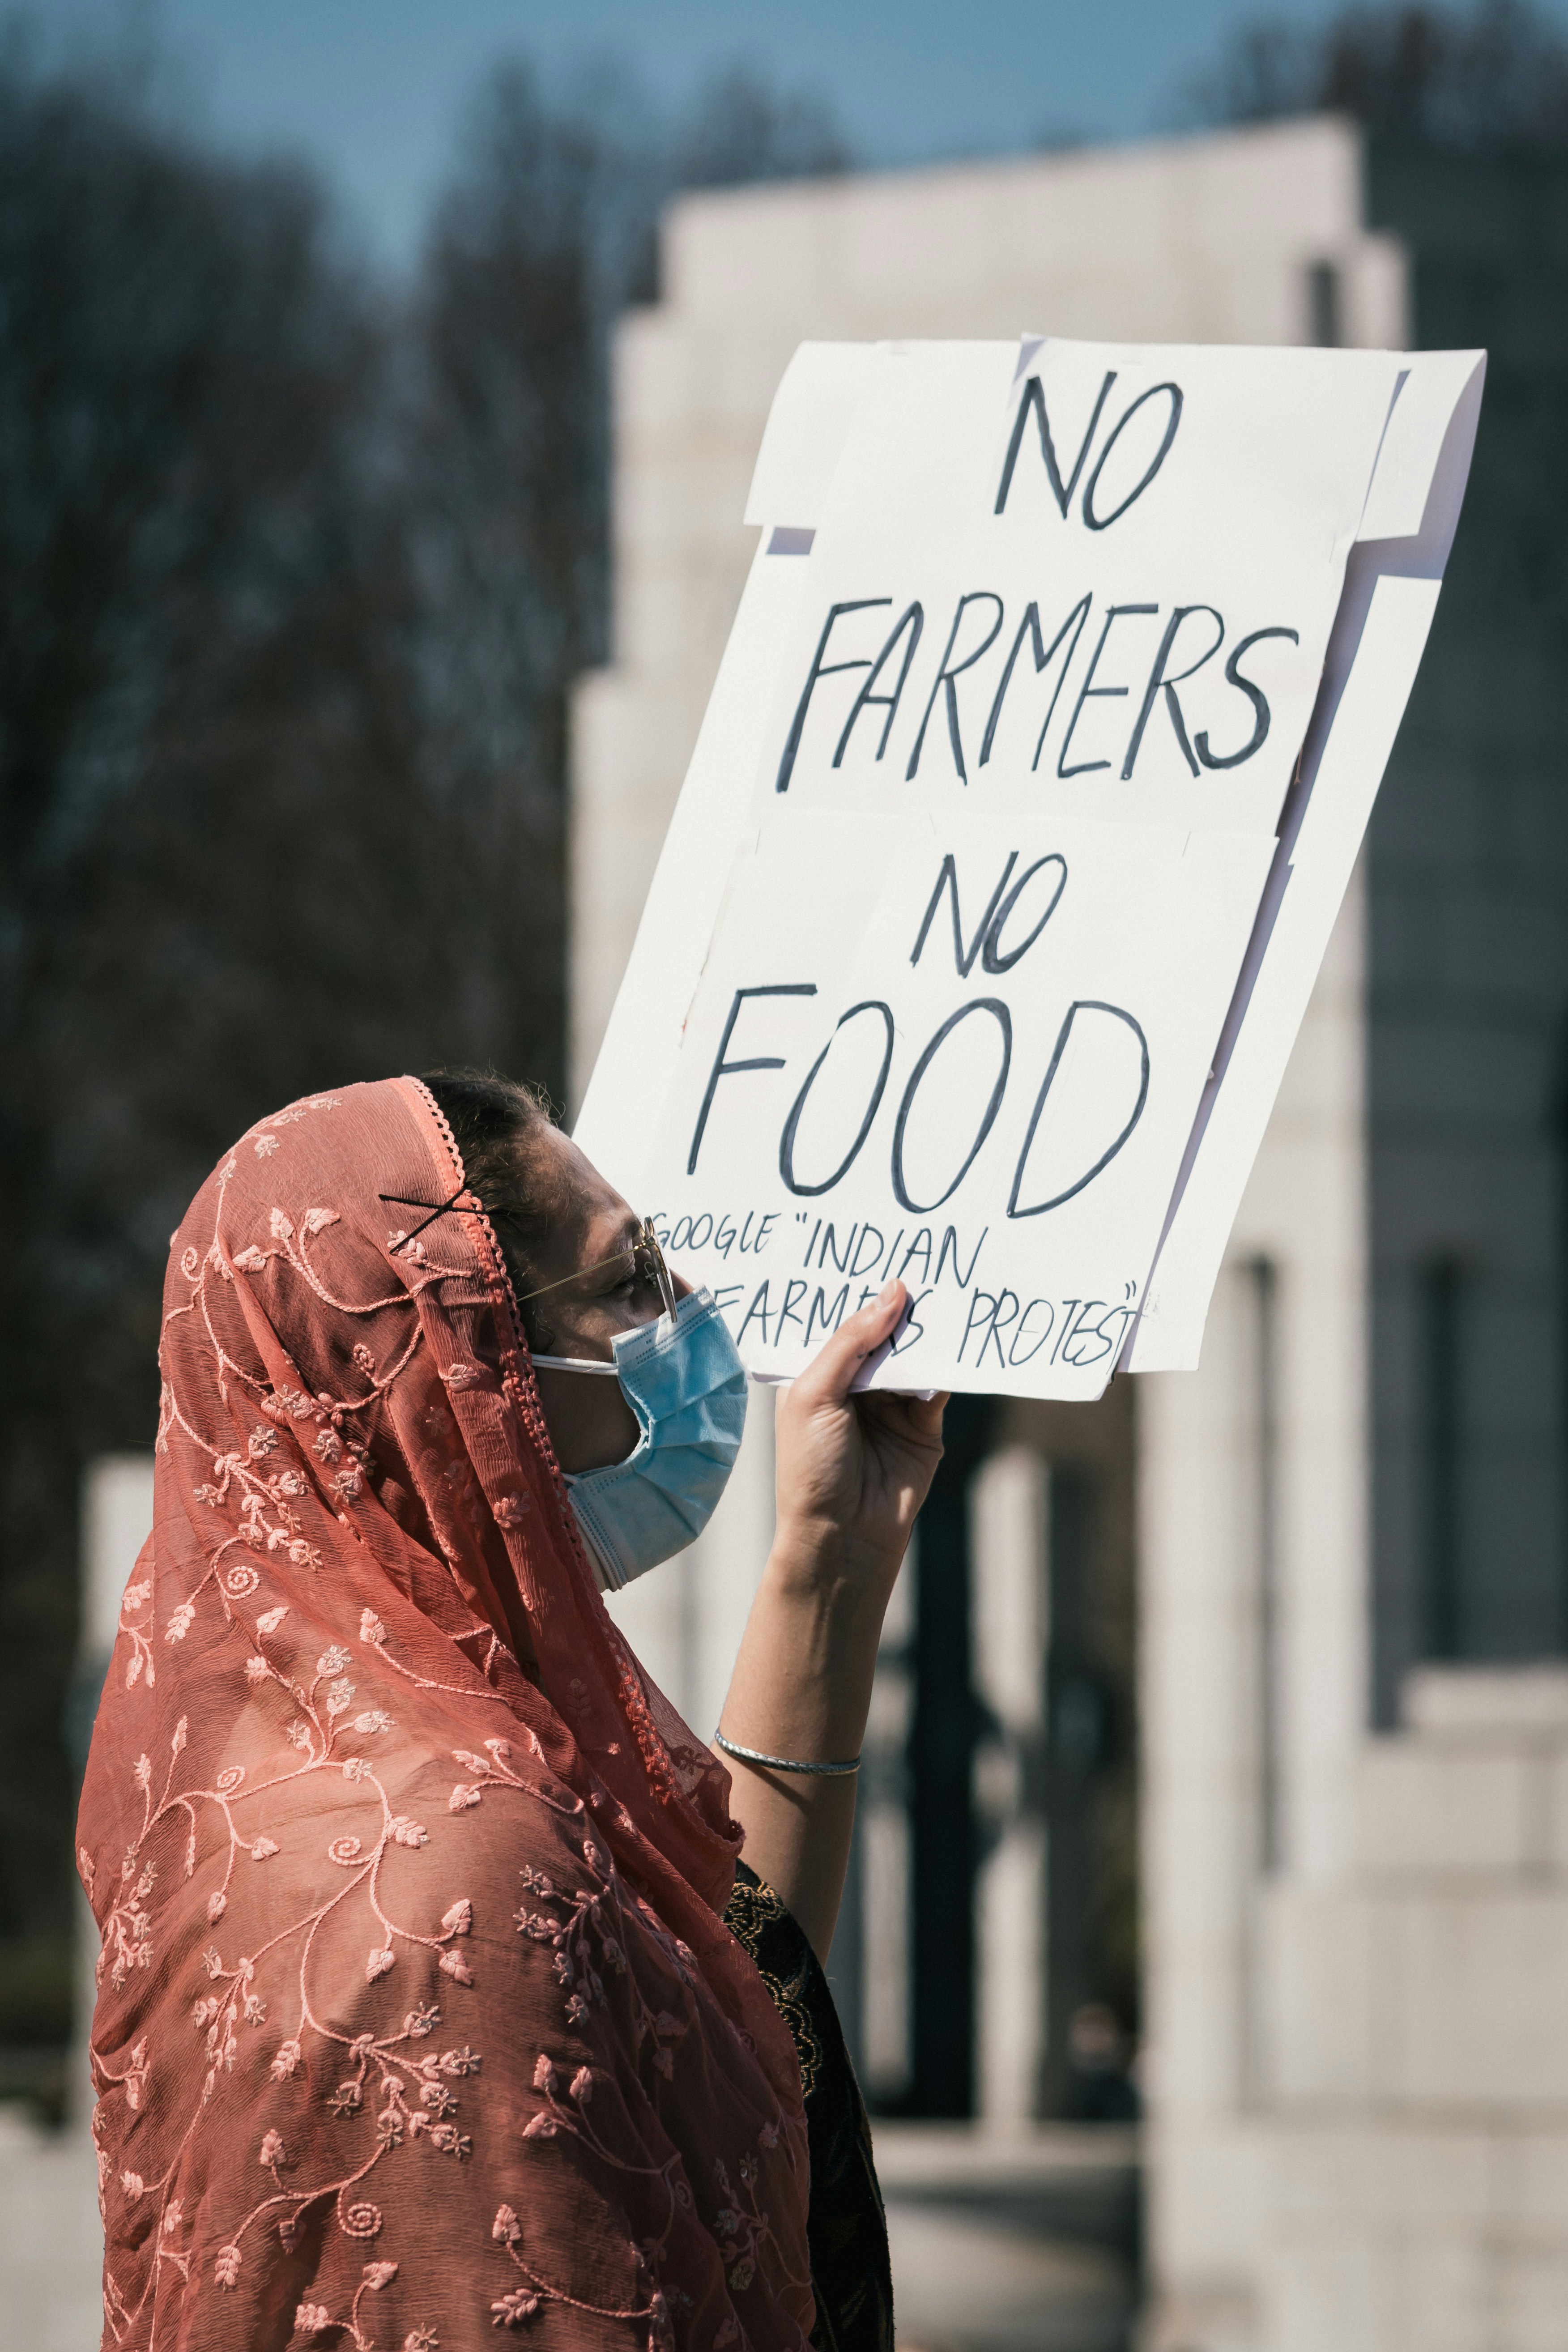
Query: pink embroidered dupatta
77 1078 812 2352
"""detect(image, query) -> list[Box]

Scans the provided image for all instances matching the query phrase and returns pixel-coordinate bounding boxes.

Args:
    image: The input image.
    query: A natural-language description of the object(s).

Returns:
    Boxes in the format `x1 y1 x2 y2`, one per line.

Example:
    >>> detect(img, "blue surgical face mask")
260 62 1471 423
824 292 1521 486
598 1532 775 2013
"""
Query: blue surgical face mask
531 1287 748 1592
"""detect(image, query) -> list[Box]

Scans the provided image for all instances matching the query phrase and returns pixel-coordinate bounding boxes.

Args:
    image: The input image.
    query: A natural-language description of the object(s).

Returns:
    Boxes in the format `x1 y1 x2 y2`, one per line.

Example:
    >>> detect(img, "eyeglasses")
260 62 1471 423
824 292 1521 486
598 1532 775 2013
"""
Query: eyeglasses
519 1218 678 1323
380 1189 677 1324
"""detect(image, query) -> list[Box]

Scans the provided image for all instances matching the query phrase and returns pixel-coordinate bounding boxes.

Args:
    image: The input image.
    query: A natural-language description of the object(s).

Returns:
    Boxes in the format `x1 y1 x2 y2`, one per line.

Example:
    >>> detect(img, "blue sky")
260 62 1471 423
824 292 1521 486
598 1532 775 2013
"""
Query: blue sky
50 0 1568 269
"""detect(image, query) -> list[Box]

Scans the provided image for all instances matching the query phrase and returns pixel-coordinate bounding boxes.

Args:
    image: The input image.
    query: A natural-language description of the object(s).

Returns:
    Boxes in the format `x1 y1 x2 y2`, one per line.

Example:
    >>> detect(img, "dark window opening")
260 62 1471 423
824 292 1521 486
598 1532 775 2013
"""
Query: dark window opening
1419 1254 1465 1660
1308 259 1342 348
1248 1256 1283 1872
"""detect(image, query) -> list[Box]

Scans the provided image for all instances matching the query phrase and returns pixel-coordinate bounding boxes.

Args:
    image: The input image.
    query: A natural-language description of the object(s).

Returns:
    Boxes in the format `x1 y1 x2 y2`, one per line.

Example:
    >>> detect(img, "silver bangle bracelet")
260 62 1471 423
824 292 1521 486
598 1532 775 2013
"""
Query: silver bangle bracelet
713 1731 861 1778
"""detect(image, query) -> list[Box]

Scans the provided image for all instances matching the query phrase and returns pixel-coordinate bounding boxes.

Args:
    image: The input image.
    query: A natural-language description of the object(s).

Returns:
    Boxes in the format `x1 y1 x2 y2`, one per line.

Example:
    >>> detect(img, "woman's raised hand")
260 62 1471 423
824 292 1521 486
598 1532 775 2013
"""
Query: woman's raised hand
771 1278 947 1604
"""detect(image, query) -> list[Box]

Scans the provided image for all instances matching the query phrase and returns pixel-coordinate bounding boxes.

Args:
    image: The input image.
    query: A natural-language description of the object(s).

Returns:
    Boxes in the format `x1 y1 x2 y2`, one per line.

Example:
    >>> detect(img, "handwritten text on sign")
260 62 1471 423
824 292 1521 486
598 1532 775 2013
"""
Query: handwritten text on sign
646 810 1273 1398
754 341 1400 838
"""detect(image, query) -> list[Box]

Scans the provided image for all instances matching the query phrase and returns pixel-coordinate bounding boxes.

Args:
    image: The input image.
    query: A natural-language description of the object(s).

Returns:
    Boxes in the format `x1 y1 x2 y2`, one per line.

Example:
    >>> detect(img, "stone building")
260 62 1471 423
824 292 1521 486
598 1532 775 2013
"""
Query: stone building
571 117 1568 2350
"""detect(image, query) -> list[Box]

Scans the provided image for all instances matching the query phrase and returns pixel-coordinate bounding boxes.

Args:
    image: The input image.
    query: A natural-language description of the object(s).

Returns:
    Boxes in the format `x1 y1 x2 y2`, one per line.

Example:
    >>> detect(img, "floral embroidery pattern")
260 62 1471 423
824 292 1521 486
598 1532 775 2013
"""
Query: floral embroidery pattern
80 1079 811 2352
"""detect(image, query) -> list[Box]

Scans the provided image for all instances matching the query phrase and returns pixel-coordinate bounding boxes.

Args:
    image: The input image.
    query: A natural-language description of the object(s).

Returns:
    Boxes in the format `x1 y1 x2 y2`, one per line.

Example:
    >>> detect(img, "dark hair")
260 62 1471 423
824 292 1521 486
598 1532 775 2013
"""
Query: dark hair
419 1068 560 1345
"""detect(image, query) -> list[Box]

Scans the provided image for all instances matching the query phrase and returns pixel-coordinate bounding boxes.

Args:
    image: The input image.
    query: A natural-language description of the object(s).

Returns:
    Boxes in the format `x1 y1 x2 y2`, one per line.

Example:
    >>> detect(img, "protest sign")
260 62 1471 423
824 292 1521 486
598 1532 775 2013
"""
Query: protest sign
577 336 1483 1398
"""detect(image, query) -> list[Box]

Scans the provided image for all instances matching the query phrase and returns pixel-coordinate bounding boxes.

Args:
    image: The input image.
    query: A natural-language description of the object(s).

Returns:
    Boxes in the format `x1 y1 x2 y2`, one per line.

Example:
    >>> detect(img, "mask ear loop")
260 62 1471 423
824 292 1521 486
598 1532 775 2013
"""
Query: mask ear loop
530 1354 621 1376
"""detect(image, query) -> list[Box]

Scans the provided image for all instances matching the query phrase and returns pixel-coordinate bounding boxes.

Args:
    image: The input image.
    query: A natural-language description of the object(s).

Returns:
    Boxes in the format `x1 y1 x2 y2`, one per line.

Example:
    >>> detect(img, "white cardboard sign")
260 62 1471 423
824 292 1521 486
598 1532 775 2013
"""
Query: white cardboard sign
577 337 1483 1398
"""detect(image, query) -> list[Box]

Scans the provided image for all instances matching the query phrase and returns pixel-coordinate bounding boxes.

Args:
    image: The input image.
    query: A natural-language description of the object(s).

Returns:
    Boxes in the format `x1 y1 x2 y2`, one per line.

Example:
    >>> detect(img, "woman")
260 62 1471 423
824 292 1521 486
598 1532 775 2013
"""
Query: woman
79 1070 945 2352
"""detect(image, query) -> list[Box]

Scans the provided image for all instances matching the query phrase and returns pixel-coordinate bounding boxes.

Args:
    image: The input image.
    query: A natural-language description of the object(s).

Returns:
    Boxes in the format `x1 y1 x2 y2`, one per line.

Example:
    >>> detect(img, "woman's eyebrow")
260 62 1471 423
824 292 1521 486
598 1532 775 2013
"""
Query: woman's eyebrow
595 1217 642 1264
567 1219 642 1287
522 1217 645 1305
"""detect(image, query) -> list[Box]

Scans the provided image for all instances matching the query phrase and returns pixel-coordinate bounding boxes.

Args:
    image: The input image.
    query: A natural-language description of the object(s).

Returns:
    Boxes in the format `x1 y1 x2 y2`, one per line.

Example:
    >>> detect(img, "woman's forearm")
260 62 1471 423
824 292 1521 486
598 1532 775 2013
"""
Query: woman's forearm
714 1532 889 1959
711 1280 945 1962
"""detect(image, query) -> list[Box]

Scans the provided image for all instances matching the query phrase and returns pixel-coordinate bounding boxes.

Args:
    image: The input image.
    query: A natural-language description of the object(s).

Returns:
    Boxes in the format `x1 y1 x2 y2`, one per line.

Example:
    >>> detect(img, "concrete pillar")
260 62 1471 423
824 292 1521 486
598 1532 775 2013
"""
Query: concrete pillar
970 1446 1049 2128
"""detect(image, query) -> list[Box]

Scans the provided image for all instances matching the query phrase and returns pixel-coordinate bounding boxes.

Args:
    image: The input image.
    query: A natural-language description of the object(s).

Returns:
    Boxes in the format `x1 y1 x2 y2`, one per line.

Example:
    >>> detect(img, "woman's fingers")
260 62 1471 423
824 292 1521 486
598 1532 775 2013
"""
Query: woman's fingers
861 1386 948 1464
793 1278 907 1409
904 1389 949 1445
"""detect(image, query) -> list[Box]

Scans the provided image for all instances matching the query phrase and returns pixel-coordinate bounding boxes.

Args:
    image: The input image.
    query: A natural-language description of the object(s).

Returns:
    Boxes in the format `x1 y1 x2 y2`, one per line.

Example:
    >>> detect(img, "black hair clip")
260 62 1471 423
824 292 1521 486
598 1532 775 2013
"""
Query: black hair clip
378 1184 472 1249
